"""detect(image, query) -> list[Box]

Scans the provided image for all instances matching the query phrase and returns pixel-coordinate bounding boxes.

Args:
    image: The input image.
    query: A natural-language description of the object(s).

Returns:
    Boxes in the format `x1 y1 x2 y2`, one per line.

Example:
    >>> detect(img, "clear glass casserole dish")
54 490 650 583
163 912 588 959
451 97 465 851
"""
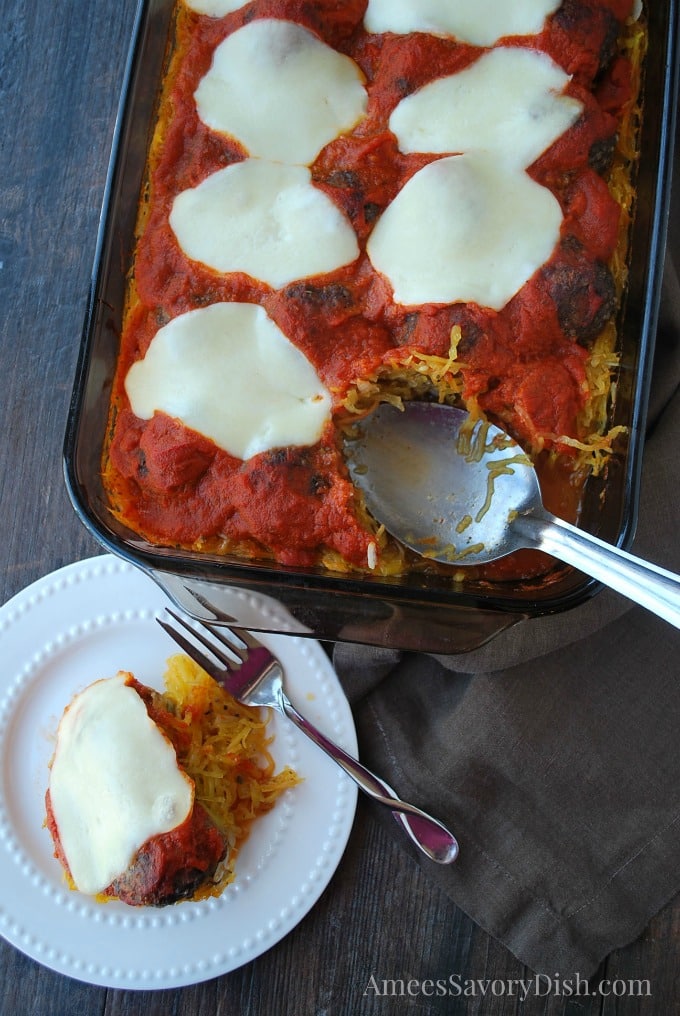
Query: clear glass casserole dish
64 0 679 653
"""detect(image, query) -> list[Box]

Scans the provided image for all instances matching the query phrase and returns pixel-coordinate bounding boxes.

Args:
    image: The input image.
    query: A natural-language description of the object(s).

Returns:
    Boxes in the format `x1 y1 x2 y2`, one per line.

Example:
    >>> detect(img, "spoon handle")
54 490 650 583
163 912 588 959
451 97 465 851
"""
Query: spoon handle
516 511 680 629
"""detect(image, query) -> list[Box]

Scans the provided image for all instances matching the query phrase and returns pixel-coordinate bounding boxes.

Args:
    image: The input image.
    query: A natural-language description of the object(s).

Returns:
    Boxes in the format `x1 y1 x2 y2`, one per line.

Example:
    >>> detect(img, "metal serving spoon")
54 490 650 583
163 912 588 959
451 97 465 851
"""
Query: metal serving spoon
345 402 680 629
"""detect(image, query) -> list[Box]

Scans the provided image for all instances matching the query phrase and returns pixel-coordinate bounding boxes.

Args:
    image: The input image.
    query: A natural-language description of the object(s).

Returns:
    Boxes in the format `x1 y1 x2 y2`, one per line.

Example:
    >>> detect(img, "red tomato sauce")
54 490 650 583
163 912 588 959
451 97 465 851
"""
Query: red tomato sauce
46 758 226 907
105 0 635 578
44 678 228 906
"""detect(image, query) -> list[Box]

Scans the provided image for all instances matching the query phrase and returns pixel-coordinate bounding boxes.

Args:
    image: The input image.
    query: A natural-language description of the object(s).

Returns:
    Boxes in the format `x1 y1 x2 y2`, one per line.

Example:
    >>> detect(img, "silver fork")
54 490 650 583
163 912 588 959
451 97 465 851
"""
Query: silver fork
157 609 459 865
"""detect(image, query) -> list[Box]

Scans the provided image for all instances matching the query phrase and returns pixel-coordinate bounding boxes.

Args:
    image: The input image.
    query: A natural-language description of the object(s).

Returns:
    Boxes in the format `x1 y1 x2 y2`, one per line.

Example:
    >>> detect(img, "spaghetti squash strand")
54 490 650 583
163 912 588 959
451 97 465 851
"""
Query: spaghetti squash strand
159 653 300 895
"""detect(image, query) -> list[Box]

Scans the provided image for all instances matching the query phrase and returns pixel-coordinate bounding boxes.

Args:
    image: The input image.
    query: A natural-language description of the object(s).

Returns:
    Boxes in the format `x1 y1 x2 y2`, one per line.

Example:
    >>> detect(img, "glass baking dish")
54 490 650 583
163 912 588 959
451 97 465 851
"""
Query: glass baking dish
64 0 679 653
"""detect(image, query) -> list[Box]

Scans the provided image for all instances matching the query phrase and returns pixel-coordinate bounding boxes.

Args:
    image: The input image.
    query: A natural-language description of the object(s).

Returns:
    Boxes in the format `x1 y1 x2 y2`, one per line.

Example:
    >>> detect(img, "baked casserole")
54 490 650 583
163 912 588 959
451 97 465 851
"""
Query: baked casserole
102 0 646 584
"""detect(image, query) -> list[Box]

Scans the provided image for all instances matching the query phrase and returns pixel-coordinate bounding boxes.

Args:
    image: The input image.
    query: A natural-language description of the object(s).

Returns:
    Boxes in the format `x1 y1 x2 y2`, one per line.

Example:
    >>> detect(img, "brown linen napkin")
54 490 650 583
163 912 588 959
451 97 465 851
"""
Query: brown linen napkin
332 178 680 977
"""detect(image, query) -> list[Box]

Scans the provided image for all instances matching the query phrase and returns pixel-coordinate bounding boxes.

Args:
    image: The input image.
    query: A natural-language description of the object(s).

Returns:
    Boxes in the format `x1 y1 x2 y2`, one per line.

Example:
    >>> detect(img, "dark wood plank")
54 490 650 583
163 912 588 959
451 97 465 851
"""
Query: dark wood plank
0 948 107 1016
0 0 139 597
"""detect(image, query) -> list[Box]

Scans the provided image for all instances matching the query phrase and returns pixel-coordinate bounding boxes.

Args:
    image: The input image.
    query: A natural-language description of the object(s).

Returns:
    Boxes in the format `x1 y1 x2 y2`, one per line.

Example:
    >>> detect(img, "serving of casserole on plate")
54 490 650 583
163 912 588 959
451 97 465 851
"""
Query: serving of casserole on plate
65 0 678 652
0 556 357 988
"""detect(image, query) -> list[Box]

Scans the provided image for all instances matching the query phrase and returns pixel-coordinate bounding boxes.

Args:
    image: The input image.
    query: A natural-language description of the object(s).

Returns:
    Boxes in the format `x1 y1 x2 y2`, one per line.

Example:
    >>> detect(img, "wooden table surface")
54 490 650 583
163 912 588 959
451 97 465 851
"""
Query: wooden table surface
1 3 678 1013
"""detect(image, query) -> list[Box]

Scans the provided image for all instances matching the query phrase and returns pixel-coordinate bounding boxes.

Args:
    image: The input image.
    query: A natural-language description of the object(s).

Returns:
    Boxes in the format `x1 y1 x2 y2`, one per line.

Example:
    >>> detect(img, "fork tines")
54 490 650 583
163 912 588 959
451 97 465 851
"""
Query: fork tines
158 609 248 672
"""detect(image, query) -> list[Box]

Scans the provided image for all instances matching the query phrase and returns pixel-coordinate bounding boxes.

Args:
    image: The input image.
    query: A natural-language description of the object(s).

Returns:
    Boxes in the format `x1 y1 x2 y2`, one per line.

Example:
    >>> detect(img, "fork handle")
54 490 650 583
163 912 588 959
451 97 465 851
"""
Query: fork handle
280 696 459 864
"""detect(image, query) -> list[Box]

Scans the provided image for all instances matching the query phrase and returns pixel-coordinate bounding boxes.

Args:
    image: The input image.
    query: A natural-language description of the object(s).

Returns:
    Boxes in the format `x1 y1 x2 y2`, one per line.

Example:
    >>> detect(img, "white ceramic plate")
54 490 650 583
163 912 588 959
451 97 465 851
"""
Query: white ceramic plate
0 555 358 989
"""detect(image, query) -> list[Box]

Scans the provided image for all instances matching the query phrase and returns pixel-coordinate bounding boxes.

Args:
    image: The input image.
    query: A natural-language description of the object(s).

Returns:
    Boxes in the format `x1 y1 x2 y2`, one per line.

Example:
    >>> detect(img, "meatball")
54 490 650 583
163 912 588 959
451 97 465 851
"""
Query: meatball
107 802 228 907
542 258 618 346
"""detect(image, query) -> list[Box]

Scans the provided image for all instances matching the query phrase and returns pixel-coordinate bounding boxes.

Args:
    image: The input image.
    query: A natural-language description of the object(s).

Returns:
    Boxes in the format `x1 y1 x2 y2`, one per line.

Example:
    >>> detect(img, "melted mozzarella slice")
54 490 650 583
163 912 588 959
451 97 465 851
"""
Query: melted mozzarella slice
366 153 563 310
48 674 194 896
184 0 247 14
390 48 583 169
125 302 332 460
170 159 359 288
363 0 561 47
194 19 367 165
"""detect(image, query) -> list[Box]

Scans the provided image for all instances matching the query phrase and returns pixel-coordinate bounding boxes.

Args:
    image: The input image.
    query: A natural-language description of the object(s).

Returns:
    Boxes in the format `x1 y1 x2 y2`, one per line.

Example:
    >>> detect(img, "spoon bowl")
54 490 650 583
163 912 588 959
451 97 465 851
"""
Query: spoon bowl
345 401 680 628
346 402 538 565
